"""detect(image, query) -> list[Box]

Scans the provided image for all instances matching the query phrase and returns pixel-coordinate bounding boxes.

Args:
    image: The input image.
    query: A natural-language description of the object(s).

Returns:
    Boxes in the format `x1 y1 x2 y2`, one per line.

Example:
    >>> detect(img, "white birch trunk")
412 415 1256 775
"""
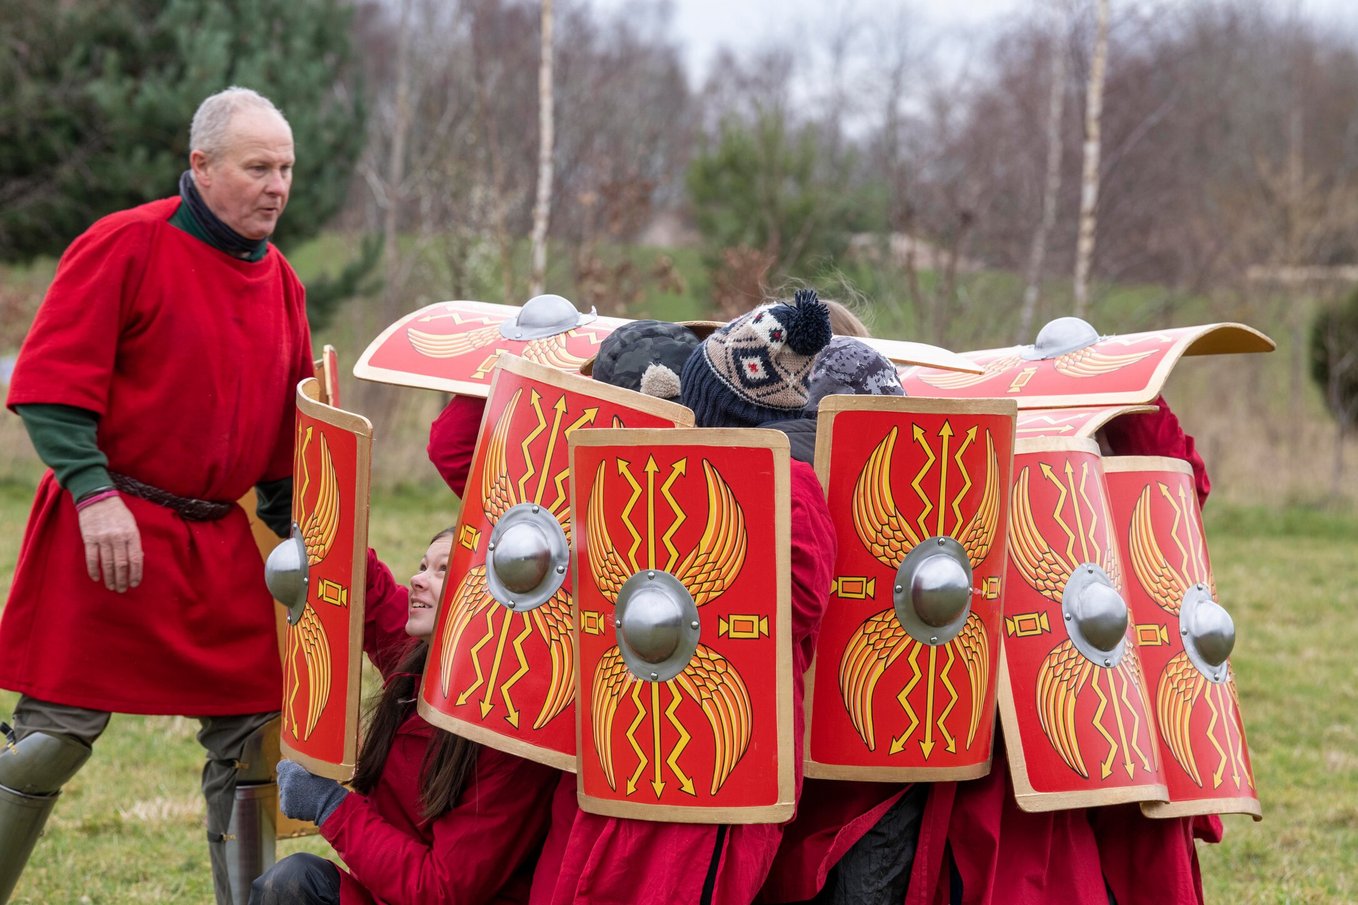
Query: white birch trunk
1072 0 1110 319
529 0 555 297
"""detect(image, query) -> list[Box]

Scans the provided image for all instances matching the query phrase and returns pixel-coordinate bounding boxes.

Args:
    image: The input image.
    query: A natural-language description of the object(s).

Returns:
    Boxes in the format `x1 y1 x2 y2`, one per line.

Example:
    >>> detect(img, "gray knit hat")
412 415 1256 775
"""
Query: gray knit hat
680 289 833 428
804 337 905 412
589 320 701 400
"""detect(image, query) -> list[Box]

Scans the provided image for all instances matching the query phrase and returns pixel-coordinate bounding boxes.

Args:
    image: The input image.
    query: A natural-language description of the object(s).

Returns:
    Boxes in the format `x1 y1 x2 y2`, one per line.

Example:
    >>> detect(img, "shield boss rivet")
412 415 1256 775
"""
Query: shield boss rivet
1074 581 1128 653
620 584 685 664
491 521 553 594
911 553 972 628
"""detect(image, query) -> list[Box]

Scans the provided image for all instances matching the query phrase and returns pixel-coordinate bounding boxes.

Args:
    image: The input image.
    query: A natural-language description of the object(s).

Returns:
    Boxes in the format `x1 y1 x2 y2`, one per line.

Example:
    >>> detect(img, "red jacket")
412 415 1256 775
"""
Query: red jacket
527 460 836 905
319 550 559 905
1 198 312 714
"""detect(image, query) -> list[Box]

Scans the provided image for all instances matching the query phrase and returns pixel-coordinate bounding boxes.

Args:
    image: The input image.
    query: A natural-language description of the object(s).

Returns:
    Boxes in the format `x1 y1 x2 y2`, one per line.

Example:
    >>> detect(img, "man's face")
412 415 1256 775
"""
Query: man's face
190 108 294 241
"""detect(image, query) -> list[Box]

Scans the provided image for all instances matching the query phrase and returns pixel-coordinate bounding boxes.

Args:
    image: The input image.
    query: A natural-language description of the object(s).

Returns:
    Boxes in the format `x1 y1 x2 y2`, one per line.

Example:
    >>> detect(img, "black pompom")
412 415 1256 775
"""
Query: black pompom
784 288 832 355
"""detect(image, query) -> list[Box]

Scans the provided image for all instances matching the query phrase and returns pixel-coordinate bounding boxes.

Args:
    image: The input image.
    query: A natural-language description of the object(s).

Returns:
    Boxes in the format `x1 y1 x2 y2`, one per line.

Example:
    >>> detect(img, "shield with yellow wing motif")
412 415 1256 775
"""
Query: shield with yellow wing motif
277 377 373 782
805 397 1016 781
997 437 1169 811
1103 457 1260 820
419 356 694 770
354 296 632 397
572 428 793 823
898 319 1274 408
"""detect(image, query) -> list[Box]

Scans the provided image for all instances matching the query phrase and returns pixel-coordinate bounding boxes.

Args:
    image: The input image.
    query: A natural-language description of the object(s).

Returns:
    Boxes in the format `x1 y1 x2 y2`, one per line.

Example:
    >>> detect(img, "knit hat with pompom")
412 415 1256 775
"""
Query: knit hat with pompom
680 289 833 428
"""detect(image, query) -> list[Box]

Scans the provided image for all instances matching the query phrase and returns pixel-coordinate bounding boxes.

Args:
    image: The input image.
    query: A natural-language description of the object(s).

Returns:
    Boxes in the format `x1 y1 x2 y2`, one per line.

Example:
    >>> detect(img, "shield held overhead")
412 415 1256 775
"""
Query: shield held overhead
573 429 794 823
998 437 1168 811
806 397 1016 781
419 356 693 771
266 377 373 781
1103 458 1259 820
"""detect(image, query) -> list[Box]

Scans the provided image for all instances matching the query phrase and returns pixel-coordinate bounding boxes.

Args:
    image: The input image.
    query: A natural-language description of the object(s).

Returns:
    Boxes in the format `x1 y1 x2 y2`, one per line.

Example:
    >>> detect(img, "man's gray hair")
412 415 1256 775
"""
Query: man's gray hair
189 86 289 159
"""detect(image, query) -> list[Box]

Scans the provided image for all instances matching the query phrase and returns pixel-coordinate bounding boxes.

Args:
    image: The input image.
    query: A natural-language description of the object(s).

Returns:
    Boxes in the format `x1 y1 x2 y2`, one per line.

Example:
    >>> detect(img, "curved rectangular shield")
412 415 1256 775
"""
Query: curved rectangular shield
354 299 631 397
1103 457 1260 819
806 397 1016 781
998 437 1168 811
571 428 794 823
419 356 694 770
898 323 1274 408
279 377 373 782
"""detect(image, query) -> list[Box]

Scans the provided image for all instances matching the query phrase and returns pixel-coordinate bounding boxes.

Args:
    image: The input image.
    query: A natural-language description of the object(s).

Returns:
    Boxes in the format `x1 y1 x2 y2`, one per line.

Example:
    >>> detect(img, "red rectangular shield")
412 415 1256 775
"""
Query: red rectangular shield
279 377 373 781
571 428 794 823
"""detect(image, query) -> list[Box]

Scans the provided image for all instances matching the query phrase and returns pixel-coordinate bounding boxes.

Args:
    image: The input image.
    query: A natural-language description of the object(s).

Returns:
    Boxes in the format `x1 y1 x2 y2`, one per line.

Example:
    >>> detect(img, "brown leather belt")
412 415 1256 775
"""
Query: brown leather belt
109 473 235 521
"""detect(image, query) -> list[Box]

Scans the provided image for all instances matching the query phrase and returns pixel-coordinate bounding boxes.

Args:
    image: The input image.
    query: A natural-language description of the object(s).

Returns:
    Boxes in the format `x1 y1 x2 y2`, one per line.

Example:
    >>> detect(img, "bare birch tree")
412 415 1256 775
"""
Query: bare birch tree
1072 0 1109 318
1019 2 1069 341
529 0 555 296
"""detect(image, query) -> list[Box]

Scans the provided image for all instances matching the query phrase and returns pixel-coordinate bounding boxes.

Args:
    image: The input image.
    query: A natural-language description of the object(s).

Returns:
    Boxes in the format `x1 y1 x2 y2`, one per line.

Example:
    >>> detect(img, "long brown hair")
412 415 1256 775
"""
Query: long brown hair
352 529 476 820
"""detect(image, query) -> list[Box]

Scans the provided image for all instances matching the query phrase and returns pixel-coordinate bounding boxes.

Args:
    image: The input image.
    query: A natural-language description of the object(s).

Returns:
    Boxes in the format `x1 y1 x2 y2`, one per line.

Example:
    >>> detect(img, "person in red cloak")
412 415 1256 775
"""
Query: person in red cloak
904 396 1223 905
0 87 313 905
250 530 559 905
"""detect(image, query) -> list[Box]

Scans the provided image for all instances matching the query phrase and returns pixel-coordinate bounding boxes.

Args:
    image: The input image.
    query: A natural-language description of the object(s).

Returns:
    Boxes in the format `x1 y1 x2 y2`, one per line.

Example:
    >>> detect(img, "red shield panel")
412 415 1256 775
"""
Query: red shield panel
354 299 630 397
898 323 1273 408
280 377 373 781
806 397 1016 781
1104 458 1260 819
420 356 694 770
1015 404 1157 440
998 438 1168 811
572 428 793 823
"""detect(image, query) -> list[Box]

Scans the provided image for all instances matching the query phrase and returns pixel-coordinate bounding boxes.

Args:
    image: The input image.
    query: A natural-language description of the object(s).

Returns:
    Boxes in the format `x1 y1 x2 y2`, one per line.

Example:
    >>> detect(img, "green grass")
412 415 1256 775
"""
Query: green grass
0 485 1353 902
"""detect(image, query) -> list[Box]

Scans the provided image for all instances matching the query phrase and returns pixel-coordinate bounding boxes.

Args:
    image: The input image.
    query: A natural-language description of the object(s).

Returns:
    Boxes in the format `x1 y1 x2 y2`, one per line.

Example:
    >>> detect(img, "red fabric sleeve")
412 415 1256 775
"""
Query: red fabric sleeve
6 212 154 416
363 549 416 679
1101 395 1211 507
428 396 487 497
323 746 558 905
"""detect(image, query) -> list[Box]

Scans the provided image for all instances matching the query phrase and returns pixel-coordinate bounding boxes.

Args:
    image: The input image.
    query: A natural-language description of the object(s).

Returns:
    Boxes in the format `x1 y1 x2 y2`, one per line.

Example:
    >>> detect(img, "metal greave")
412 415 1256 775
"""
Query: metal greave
0 731 93 905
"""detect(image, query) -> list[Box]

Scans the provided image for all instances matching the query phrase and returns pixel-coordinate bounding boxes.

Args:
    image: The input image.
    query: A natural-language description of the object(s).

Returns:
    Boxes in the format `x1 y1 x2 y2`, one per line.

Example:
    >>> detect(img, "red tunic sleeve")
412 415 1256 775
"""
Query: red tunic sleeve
322 745 558 905
363 549 416 679
428 396 487 497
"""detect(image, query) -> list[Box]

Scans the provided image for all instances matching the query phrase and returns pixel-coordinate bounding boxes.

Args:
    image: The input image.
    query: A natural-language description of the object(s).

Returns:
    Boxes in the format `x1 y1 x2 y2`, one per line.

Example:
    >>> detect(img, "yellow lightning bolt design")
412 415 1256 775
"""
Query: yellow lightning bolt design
1068 461 1092 563
1224 682 1249 789
456 607 498 706
1158 483 1192 582
533 395 569 504
617 458 644 572
935 421 954 536
479 607 515 718
1187 487 1211 584
1040 462 1078 564
625 681 649 795
920 646 940 758
517 391 548 502
498 614 536 728
659 460 688 572
1119 666 1153 772
547 407 599 513
950 426 977 537
910 424 938 539
650 682 666 797
935 642 960 755
1091 669 1119 779
645 457 659 569
1205 683 1228 789
1108 666 1136 779
664 682 696 795
890 643 924 755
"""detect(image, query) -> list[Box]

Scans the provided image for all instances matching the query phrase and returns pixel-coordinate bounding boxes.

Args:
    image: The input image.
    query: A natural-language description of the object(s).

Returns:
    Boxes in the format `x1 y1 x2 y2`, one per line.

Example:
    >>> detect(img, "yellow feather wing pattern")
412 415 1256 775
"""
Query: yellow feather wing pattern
676 645 753 795
438 566 494 697
406 323 500 359
915 354 1020 390
1156 651 1205 786
953 613 991 748
1008 467 1075 603
481 389 522 523
530 586 576 729
1053 346 1154 378
302 433 340 566
838 610 912 751
522 334 589 370
1036 640 1093 778
674 460 747 607
286 604 331 741
591 646 636 791
586 460 631 605
956 430 1001 568
1128 485 1190 614
852 427 922 570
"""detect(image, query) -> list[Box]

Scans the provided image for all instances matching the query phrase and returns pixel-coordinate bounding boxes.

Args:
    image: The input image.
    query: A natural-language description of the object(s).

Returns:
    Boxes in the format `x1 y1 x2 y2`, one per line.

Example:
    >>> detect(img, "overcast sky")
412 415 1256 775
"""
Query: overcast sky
592 0 1358 84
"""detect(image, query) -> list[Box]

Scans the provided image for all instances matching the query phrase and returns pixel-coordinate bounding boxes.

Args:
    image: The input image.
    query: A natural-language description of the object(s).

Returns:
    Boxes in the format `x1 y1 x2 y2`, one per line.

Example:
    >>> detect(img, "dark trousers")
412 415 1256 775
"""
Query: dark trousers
249 853 341 905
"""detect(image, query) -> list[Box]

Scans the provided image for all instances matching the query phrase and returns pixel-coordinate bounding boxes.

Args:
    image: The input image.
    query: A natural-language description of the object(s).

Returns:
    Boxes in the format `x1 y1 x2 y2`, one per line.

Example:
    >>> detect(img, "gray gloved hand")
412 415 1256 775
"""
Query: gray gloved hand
277 759 350 826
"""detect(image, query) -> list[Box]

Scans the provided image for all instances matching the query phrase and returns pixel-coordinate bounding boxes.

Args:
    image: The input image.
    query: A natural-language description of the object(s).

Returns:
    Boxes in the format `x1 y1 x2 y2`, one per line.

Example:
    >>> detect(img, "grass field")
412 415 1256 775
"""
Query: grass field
0 477 1354 903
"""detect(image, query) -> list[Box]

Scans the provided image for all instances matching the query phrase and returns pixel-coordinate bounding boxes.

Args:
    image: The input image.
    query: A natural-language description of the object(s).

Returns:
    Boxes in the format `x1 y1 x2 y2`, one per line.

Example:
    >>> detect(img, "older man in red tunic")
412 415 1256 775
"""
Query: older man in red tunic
0 87 313 905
